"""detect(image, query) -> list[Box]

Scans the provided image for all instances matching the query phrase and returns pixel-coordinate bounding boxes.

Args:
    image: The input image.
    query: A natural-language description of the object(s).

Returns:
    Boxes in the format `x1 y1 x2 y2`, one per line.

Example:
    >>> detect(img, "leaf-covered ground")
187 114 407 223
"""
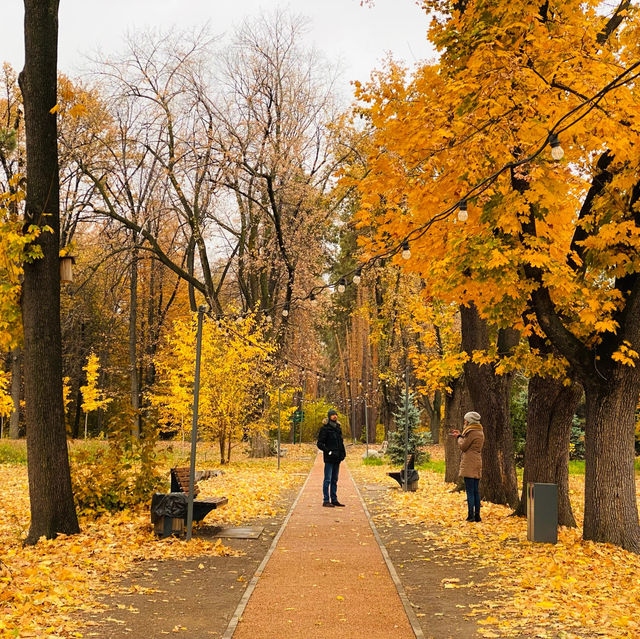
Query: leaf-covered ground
350 445 640 639
0 444 314 638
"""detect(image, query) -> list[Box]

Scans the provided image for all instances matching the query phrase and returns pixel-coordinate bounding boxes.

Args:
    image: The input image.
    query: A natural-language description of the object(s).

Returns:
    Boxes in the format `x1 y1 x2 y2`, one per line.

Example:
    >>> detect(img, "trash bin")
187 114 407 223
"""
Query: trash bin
150 492 188 538
527 483 558 544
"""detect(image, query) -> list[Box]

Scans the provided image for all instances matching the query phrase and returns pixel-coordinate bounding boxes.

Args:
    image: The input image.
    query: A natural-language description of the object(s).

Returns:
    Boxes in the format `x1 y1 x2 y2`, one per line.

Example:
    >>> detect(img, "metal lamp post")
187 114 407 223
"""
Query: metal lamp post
277 386 282 470
186 305 206 541
403 363 409 492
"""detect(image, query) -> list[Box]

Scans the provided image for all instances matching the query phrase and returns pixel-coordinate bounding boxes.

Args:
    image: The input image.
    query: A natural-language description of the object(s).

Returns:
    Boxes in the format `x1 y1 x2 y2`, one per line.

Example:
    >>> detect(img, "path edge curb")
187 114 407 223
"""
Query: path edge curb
221 458 316 639
349 467 426 639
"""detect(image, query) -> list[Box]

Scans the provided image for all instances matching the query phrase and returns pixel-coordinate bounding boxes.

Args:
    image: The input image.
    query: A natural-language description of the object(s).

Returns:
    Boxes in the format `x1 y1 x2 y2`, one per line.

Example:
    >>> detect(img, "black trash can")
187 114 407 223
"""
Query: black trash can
150 492 188 538
527 483 558 544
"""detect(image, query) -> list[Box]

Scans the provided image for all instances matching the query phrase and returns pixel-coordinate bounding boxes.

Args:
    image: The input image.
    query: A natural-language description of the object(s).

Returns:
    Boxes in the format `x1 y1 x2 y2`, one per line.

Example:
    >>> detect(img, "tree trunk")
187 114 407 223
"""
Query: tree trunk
251 431 271 457
129 248 140 438
583 369 640 552
9 346 21 438
460 303 519 507
19 0 79 543
431 390 441 444
514 375 581 527
444 375 471 484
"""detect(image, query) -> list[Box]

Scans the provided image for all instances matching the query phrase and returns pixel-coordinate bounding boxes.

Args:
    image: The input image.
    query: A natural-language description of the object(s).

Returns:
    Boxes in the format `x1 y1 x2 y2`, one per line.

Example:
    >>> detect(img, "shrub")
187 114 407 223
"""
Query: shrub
71 407 165 515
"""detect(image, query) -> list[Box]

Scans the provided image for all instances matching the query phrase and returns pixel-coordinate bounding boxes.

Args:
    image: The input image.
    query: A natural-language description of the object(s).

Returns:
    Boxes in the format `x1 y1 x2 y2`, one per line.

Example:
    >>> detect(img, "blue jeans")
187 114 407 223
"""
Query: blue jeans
464 477 480 517
323 462 340 503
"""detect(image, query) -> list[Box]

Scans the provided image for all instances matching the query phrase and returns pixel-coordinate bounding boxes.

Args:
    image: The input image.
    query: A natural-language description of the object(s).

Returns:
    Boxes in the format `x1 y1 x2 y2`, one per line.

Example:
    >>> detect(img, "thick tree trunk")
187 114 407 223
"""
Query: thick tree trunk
460 304 519 507
514 375 581 527
19 0 79 543
251 431 271 457
444 375 471 484
9 346 22 438
583 370 640 552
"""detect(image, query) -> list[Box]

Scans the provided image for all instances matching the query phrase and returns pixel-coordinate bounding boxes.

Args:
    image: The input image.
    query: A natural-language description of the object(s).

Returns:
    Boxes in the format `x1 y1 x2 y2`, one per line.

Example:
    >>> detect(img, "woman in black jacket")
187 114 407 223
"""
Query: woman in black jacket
316 409 346 507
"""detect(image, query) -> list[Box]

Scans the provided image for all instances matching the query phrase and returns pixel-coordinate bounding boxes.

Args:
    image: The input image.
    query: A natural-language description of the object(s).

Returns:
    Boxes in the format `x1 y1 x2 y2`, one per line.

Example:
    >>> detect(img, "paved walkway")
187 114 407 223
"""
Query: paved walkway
228 453 418 638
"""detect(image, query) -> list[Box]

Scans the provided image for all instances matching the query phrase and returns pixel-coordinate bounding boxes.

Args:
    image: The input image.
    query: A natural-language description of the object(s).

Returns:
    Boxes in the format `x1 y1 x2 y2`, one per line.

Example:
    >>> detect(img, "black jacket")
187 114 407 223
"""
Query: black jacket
317 419 346 464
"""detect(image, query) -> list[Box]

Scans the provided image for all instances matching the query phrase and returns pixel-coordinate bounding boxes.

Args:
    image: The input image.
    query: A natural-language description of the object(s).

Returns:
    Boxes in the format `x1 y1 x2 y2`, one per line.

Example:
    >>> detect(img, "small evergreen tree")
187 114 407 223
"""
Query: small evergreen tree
387 392 431 465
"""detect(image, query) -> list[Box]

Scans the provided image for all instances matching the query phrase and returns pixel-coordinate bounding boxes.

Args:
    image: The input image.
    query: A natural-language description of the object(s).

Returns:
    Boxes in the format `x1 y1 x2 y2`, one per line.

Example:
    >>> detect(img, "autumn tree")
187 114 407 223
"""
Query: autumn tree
19 0 79 542
151 312 276 463
80 352 112 438
355 0 640 549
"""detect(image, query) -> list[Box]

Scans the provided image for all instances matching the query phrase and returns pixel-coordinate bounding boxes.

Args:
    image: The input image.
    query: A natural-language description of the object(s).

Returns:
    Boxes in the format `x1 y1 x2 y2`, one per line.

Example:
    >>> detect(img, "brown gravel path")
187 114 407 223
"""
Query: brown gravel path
230 453 417 638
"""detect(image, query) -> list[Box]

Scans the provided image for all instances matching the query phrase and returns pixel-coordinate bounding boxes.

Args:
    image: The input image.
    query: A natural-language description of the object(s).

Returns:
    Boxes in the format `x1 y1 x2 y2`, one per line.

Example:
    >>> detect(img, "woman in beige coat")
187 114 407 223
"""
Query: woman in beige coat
450 411 485 522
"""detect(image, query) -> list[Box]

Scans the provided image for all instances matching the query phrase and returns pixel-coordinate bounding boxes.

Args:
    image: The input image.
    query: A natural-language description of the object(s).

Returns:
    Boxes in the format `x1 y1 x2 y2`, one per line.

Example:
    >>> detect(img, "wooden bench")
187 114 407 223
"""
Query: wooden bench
387 454 419 491
170 467 228 522
151 467 228 538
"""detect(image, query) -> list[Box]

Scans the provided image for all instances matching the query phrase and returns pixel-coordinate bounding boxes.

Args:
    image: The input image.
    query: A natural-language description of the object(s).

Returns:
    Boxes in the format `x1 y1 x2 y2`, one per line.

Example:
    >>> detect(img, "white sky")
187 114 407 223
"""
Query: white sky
2 0 435 95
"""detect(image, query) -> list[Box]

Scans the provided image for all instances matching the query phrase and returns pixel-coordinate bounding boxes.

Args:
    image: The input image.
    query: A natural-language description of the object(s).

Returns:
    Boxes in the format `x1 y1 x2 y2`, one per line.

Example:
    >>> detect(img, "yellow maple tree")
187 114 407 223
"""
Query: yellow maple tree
353 0 640 550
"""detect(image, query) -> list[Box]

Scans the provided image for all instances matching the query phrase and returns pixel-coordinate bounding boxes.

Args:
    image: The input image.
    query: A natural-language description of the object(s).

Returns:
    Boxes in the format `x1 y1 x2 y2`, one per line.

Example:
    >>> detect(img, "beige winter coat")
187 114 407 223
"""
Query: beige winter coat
458 424 484 479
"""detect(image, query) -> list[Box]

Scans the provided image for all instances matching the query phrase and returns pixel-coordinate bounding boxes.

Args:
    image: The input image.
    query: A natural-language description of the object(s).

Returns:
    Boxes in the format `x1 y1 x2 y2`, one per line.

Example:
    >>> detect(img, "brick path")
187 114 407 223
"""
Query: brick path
229 453 417 638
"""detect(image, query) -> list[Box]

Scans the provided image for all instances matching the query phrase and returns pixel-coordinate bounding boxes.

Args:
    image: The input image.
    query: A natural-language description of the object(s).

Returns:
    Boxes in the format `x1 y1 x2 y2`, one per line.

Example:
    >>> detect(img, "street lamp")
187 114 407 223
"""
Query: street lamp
59 255 75 283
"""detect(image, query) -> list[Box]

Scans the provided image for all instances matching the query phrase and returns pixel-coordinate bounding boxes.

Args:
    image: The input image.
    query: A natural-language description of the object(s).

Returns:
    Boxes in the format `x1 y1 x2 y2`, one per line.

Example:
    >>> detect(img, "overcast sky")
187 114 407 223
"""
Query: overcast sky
2 1 435 96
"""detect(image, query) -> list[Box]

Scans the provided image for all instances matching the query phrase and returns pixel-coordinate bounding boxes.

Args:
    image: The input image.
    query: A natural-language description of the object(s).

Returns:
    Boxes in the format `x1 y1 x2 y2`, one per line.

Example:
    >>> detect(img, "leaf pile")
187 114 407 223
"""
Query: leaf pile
0 449 313 638
351 450 640 639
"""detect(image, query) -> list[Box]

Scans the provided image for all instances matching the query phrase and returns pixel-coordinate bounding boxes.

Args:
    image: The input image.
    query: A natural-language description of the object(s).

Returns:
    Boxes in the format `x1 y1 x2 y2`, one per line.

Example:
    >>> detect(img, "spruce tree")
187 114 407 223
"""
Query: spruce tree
387 392 431 465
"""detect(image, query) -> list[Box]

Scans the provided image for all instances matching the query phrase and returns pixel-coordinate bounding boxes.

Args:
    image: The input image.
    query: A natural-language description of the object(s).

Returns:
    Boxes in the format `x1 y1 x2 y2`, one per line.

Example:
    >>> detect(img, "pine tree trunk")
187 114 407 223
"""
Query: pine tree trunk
460 304 519 507
583 370 640 552
514 375 581 526
19 0 79 543
9 346 21 438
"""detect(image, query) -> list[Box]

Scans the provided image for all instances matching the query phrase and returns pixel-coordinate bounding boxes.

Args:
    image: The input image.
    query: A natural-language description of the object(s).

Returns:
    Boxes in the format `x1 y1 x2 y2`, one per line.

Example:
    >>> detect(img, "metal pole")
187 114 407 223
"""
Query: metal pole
277 386 281 470
364 396 369 459
186 305 205 541
351 395 356 444
300 374 306 444
403 364 409 492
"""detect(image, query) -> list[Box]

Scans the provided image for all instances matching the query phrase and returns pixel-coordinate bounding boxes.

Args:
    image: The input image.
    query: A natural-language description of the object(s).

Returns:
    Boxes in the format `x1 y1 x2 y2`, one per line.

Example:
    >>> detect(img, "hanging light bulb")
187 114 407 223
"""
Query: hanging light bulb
457 200 468 222
548 133 564 160
309 291 316 302
401 240 411 260
352 268 362 285
282 307 289 317
337 278 346 293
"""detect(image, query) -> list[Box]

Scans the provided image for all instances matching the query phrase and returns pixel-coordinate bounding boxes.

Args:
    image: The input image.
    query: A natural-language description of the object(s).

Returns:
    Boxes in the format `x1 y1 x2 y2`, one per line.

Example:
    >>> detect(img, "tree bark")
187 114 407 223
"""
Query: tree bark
129 247 140 438
460 303 519 507
19 0 79 543
514 374 581 527
444 374 471 484
9 346 22 438
583 370 640 552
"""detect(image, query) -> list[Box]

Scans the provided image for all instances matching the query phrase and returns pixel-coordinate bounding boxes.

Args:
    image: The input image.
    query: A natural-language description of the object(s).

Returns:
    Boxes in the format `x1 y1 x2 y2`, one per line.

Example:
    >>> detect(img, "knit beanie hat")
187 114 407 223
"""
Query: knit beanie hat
464 411 481 424
328 409 338 419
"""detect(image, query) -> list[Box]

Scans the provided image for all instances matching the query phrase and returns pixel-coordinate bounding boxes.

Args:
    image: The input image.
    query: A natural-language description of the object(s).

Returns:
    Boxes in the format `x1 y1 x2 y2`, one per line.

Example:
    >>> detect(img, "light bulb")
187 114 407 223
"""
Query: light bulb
457 199 468 222
282 308 289 317
401 241 411 260
548 133 564 161
337 278 346 293
352 269 362 285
